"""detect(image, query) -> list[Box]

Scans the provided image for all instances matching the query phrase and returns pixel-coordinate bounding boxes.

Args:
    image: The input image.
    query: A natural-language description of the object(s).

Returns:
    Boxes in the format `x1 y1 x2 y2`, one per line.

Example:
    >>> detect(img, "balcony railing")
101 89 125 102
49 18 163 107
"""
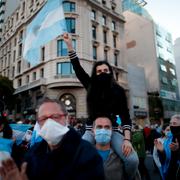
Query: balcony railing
14 78 46 94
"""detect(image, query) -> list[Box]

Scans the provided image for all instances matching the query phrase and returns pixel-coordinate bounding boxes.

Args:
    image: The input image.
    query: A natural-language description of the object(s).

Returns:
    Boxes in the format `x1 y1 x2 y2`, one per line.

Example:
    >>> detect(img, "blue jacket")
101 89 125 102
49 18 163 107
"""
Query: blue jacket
25 128 105 180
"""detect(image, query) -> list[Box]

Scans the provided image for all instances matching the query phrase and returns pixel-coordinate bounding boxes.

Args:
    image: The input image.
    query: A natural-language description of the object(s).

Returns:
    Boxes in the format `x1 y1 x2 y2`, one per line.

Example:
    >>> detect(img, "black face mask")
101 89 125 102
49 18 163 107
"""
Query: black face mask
170 126 180 137
93 73 112 87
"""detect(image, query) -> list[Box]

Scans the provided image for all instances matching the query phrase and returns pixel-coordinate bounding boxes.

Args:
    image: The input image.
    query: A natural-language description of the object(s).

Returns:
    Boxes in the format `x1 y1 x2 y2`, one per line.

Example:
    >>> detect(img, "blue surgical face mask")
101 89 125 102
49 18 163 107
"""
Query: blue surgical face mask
95 129 112 145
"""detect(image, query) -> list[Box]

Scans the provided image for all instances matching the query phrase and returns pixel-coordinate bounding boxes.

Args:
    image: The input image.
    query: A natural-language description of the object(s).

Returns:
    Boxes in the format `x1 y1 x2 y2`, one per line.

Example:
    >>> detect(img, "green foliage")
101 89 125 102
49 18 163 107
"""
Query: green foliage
0 75 15 111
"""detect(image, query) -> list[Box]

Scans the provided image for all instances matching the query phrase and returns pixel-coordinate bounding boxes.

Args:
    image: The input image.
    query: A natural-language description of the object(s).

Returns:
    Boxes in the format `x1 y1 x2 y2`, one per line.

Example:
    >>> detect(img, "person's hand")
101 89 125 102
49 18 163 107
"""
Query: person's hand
0 158 28 180
169 139 179 151
154 139 164 152
122 139 132 156
63 32 73 51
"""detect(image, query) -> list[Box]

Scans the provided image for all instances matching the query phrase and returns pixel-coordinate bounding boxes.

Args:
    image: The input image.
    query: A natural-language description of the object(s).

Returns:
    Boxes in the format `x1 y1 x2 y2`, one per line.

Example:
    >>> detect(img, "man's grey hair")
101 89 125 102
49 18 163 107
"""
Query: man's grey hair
36 97 67 115
171 114 180 121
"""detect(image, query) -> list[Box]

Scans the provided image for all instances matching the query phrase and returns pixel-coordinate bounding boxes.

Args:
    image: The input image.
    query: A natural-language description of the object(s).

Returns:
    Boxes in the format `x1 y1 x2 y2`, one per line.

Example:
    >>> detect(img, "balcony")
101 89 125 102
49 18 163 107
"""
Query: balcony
14 78 46 94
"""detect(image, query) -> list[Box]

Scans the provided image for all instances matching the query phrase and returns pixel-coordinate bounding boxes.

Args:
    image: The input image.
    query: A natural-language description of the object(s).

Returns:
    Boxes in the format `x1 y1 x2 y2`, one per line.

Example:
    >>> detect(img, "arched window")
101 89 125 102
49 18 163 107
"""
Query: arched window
60 94 76 116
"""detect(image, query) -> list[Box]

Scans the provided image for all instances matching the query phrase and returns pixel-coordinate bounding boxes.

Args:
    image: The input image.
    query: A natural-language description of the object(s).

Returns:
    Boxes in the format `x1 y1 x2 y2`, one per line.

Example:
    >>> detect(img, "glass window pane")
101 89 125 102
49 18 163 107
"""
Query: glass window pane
62 62 71 75
66 18 75 33
63 2 75 12
57 63 61 74
57 40 67 56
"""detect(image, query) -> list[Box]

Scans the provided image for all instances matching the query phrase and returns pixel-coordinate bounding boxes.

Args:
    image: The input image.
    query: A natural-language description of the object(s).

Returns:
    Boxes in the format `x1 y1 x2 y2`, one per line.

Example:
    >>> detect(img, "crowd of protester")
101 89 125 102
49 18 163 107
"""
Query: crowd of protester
0 32 179 180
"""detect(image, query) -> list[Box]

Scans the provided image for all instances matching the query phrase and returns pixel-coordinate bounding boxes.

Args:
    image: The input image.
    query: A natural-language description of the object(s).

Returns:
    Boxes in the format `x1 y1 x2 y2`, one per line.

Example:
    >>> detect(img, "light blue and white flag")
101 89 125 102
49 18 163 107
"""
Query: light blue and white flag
10 124 33 145
23 0 67 66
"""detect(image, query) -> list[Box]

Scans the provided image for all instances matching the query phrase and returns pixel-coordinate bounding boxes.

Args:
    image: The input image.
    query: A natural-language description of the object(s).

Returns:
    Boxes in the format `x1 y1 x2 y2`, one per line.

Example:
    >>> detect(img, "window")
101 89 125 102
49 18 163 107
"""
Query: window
113 35 116 48
159 53 165 60
12 66 15 77
162 77 168 84
103 30 107 44
14 38 17 46
18 78 22 87
57 62 74 75
104 49 108 61
157 41 163 48
16 12 19 21
65 17 75 33
92 25 96 39
102 15 106 26
19 30 23 42
156 29 161 37
169 68 175 76
40 68 44 78
63 1 75 12
30 0 34 6
27 62 31 68
22 2 25 13
112 21 116 31
165 34 171 42
160 64 167 72
171 79 177 86
114 53 118 66
26 75 29 84
93 46 97 60
60 93 76 116
102 0 106 5
91 10 96 20
132 97 147 109
33 72 36 80
41 47 45 61
167 47 172 53
168 58 175 64
18 44 22 56
57 39 76 56
17 61 21 74
13 50 16 62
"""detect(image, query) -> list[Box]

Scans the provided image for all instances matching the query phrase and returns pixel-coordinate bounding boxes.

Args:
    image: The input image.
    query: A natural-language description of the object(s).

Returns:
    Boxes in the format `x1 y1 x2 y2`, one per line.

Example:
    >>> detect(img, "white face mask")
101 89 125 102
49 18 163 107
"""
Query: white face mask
39 118 69 146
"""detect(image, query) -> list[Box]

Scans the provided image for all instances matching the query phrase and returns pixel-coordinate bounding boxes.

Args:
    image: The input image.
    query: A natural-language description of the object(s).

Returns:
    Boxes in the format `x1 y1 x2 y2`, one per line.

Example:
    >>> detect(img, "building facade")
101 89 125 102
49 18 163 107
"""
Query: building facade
123 0 180 120
0 0 128 120
174 37 180 98
127 64 149 125
0 0 6 42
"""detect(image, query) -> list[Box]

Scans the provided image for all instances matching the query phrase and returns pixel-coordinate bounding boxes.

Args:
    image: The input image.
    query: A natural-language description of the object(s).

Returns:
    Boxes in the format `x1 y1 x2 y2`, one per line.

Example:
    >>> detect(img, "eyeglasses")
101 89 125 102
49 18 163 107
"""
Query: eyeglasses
38 113 67 124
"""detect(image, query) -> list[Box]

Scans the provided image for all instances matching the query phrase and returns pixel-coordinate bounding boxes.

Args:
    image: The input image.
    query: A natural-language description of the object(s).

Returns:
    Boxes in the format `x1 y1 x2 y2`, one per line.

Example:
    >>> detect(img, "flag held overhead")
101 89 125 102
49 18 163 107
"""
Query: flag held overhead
23 0 67 66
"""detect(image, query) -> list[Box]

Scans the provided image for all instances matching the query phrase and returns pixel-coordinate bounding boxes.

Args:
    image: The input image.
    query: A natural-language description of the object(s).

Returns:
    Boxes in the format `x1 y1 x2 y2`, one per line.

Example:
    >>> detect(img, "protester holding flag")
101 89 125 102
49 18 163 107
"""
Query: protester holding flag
63 33 139 179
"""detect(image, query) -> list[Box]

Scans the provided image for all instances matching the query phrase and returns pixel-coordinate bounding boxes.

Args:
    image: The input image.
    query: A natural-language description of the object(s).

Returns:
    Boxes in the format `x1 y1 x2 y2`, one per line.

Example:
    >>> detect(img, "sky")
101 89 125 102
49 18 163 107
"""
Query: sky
144 0 180 43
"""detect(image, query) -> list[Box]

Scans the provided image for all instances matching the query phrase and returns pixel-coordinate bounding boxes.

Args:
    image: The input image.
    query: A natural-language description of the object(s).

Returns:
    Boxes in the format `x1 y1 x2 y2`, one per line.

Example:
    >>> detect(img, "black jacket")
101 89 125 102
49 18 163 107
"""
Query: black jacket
25 128 105 180
69 51 131 130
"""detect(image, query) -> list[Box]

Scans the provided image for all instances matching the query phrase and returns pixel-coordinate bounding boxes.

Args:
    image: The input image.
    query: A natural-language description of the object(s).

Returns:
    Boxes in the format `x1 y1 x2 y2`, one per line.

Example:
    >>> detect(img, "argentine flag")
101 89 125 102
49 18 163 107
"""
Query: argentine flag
10 124 33 145
23 0 67 66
